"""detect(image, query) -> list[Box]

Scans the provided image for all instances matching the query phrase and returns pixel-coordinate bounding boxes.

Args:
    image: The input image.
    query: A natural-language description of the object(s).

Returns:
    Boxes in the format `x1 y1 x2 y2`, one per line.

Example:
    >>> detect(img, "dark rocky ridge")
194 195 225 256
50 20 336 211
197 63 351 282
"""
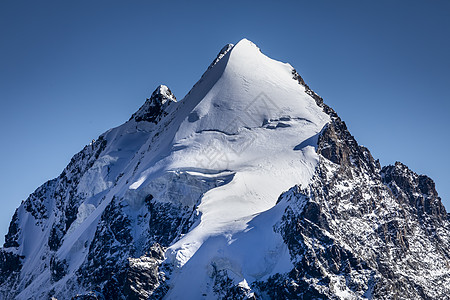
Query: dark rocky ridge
381 162 447 223
131 85 177 124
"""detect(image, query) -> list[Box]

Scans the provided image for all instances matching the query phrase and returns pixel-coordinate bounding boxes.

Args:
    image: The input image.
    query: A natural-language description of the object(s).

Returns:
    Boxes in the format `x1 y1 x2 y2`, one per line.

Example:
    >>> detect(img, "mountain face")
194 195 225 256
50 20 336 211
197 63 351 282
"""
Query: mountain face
1 39 449 300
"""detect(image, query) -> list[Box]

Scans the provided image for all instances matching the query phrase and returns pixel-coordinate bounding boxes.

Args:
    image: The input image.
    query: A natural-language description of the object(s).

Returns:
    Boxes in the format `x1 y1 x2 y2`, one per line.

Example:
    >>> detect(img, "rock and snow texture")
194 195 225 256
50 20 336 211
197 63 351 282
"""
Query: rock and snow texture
1 39 449 300
131 85 177 124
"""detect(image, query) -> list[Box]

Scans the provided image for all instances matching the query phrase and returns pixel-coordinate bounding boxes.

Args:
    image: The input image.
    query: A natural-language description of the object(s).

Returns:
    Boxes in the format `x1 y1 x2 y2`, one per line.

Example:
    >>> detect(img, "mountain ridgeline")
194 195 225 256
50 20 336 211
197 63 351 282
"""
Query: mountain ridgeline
1 39 449 300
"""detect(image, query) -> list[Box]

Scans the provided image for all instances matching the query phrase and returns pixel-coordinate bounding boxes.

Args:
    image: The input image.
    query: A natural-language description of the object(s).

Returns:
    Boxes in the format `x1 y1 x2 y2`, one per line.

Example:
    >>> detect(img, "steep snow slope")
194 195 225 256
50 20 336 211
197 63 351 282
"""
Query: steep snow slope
160 39 329 298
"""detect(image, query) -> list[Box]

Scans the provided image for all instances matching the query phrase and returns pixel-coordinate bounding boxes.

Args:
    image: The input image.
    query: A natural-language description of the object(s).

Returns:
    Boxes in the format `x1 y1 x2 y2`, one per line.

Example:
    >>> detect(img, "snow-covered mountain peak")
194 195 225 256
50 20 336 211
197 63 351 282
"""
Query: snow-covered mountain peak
2 39 449 300
130 84 177 123
175 38 328 140
153 84 177 104
234 38 258 49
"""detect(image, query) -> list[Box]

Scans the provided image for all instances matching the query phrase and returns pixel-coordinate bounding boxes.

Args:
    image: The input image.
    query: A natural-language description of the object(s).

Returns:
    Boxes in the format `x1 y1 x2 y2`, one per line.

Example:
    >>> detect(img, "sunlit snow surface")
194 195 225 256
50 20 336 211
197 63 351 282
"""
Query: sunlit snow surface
159 39 329 298
11 39 330 299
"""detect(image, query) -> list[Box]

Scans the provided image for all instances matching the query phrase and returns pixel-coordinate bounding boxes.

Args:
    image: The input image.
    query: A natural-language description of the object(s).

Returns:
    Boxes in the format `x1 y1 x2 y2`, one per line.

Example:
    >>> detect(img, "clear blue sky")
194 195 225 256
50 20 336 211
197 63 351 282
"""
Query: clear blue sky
1 0 449 243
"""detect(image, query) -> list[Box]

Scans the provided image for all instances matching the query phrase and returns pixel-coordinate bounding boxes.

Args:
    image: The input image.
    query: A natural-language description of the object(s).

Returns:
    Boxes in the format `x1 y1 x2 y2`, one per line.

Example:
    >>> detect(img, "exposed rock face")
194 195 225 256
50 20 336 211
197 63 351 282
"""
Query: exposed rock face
123 243 167 300
381 162 447 223
131 85 177 123
70 189 199 299
0 249 23 296
0 135 108 299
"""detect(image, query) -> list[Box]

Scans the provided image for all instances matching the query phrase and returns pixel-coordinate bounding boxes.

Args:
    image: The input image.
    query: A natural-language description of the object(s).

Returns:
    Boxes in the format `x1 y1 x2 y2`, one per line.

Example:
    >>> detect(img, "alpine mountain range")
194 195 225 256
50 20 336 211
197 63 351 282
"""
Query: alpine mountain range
1 39 449 299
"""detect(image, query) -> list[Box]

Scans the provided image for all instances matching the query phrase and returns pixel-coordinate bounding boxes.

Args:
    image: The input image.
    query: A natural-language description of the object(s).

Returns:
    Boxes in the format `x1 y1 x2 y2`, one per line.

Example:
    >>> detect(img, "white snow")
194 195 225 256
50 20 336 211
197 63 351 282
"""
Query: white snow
66 203 96 235
77 154 117 197
158 39 329 298
129 175 146 190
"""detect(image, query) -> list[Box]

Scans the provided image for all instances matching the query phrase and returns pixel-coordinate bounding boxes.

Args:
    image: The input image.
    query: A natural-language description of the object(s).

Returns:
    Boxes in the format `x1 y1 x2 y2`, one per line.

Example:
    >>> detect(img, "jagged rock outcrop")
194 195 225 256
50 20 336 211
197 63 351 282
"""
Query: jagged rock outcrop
381 162 447 223
123 243 167 300
131 85 177 124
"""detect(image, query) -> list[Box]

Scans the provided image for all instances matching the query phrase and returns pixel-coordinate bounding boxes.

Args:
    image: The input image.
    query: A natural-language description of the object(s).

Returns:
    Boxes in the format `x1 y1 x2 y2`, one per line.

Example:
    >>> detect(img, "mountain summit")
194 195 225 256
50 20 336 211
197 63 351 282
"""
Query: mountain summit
1 39 449 299
131 85 177 123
